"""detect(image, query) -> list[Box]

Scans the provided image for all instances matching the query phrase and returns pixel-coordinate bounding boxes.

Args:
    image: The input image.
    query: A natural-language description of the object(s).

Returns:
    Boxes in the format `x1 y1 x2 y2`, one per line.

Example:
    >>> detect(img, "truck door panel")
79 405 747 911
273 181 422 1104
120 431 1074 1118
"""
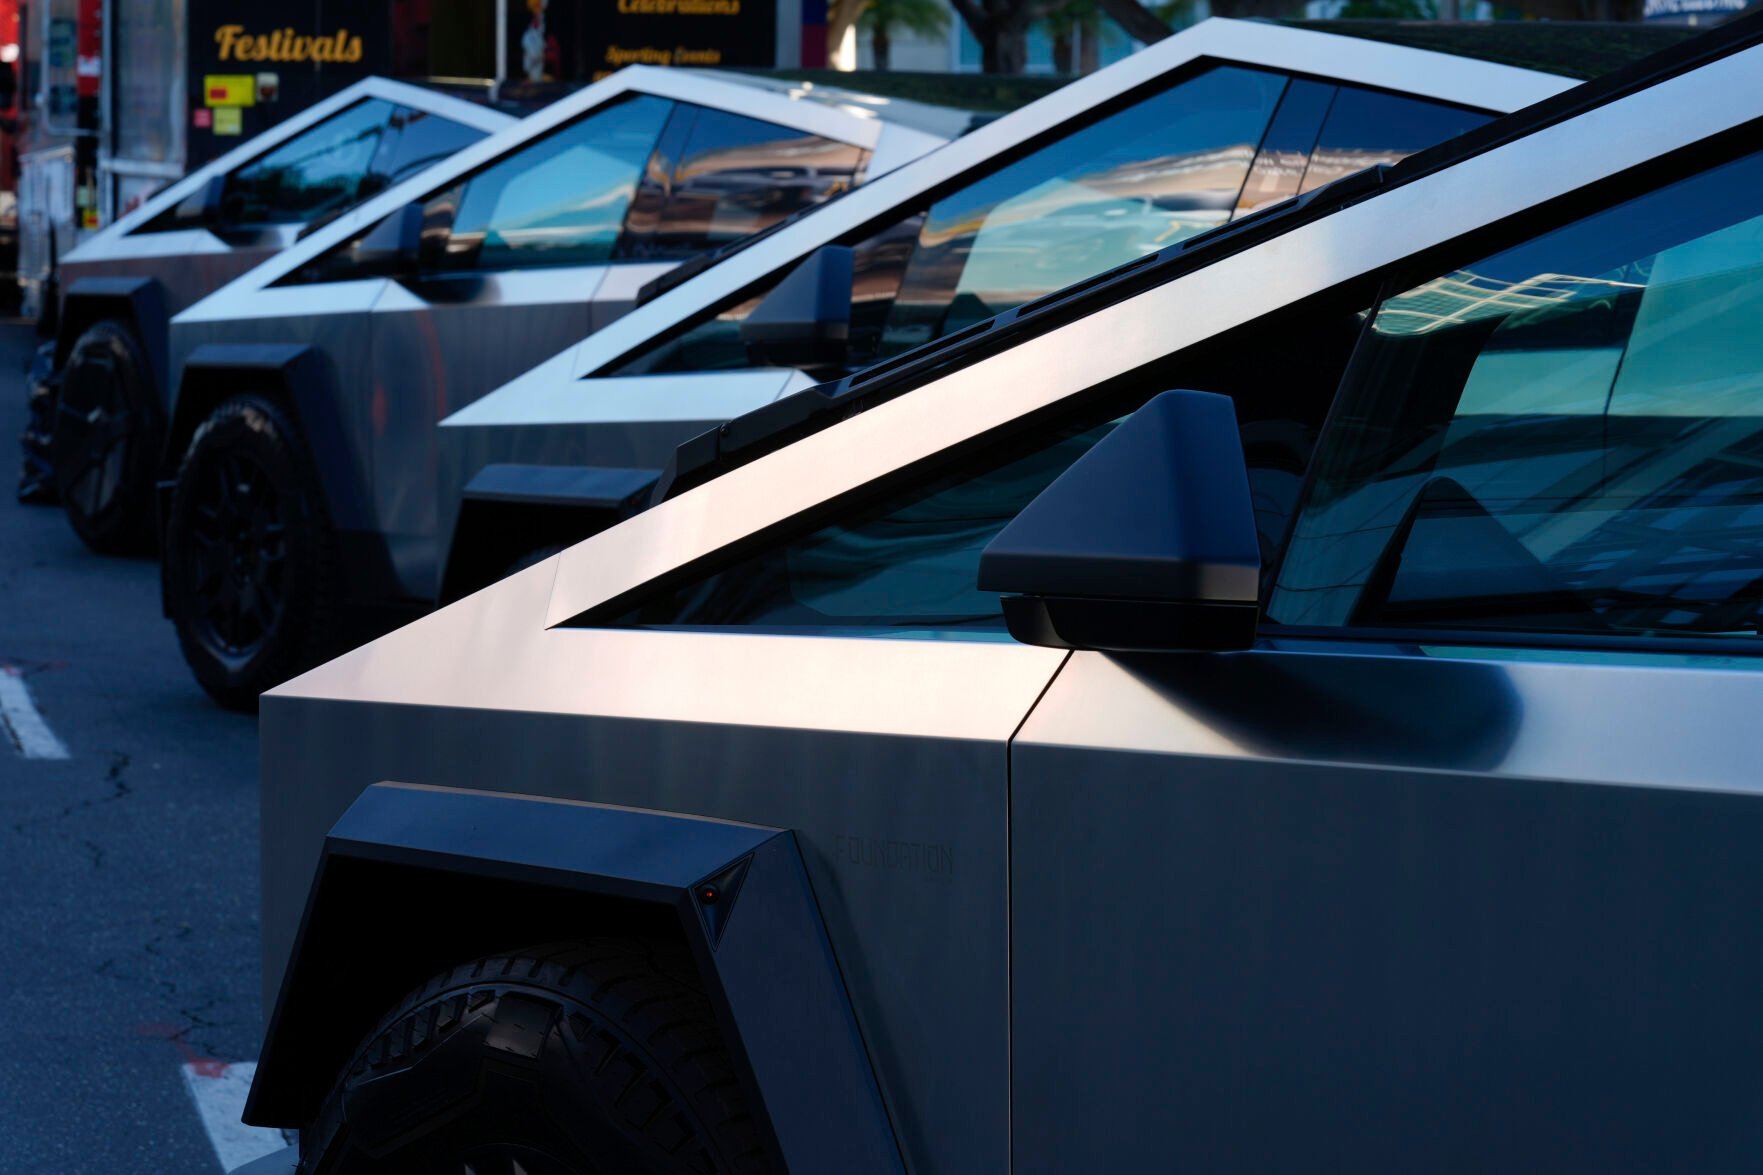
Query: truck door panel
1010 645 1763 1171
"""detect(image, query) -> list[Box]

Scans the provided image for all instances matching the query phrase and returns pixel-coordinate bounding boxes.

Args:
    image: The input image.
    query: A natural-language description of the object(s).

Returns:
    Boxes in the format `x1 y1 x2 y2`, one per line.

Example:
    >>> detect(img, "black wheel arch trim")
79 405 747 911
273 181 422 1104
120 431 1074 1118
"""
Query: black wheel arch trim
57 276 170 404
246 781 905 1175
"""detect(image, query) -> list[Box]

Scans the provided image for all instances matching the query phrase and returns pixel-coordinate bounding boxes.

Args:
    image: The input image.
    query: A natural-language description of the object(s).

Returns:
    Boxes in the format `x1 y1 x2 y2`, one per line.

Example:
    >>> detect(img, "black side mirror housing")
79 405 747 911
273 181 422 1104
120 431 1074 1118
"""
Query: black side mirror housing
172 175 227 229
977 389 1261 652
740 245 853 371
348 201 425 276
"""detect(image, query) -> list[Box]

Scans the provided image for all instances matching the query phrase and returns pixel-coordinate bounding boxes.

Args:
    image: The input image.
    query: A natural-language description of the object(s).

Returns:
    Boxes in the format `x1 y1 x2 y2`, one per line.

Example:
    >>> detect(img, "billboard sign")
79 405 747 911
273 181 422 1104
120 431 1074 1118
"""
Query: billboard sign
186 0 388 165
504 0 779 96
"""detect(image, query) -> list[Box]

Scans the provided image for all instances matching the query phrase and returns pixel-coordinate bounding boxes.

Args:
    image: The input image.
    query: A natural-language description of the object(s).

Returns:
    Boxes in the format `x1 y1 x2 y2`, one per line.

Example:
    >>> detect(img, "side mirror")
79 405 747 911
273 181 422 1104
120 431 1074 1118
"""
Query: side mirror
740 245 853 371
172 175 227 229
977 389 1260 652
348 201 425 275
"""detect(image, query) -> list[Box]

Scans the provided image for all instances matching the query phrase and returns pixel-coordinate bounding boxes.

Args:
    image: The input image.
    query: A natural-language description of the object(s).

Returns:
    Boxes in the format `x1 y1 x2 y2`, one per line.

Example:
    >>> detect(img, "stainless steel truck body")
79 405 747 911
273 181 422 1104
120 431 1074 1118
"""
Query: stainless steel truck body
246 16 1763 1173
159 66 957 708
432 18 1577 605
25 78 511 544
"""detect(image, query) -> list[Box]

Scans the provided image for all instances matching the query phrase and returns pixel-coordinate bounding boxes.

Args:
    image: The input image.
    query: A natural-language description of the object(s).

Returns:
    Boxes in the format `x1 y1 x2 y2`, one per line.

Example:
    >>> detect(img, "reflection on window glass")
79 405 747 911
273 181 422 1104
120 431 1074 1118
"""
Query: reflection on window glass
611 80 1490 380
625 287 769 374
877 66 1287 357
1233 78 1334 217
646 108 864 259
442 95 672 270
223 99 396 225
1271 149 1763 643
606 298 1366 636
618 212 922 376
621 68 1285 376
1299 88 1488 194
374 109 486 189
616 423 1115 633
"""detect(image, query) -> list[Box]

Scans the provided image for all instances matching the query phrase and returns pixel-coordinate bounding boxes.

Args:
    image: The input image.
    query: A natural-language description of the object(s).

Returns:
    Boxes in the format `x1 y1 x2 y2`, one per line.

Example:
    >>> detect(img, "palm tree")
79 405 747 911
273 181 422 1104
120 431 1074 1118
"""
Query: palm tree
1042 0 1099 74
861 0 952 71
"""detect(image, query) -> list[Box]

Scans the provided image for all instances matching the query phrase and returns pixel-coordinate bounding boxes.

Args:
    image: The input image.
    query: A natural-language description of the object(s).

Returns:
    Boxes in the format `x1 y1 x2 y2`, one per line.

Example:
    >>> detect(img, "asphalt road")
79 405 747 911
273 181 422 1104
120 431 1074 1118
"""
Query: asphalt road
0 321 265 1172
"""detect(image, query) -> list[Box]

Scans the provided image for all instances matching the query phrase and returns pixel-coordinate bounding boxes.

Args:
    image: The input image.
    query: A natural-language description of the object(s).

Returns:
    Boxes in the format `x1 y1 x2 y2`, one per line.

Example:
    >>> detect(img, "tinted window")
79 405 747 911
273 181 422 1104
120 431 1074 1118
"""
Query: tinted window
1299 88 1488 194
618 423 1112 634
1270 148 1763 644
616 78 1486 380
135 101 488 237
619 67 1284 375
874 66 1287 358
436 95 673 272
221 99 397 225
626 286 769 374
371 108 487 190
620 212 922 376
623 106 865 261
598 299 1366 635
1233 78 1334 217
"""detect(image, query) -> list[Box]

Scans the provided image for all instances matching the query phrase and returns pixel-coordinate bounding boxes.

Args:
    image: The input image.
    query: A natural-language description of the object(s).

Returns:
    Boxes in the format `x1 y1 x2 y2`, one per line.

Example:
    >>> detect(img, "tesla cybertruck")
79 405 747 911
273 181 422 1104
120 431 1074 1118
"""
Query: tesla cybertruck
430 17 1595 604
158 68 962 708
156 20 1575 713
239 15 1763 1173
21 78 512 543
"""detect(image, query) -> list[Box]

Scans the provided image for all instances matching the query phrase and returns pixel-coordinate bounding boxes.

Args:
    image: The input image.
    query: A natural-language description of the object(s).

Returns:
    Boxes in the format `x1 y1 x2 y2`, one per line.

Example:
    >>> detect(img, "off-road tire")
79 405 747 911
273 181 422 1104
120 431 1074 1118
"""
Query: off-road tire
51 319 160 553
299 939 770 1175
163 393 339 712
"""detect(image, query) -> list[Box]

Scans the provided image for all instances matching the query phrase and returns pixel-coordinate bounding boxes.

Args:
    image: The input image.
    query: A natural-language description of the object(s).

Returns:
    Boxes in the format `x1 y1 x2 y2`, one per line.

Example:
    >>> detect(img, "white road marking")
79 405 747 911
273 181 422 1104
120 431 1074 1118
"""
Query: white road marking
0 665 69 759
180 1061 289 1172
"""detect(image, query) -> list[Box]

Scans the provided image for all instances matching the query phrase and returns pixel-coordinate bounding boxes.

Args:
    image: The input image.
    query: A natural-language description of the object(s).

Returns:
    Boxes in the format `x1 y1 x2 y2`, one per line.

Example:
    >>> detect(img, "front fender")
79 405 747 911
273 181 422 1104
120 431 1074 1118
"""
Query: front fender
58 276 170 403
246 782 902 1175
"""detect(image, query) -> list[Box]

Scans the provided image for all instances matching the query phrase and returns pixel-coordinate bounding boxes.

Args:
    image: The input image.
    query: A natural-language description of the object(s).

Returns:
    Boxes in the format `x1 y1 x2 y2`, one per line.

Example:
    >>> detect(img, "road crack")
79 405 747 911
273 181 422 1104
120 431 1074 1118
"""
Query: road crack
9 750 133 839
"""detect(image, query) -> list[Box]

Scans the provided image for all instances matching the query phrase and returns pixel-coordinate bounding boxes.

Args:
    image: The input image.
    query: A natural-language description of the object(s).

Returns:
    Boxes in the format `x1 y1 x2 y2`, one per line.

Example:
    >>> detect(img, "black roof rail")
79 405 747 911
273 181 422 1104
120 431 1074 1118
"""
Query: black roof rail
652 9 1763 505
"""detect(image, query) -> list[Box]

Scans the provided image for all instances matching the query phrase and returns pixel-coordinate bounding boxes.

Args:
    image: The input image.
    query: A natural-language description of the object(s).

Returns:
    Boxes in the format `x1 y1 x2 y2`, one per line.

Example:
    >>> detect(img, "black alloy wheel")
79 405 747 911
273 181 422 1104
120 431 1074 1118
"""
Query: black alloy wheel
51 319 161 552
186 448 288 656
164 393 338 711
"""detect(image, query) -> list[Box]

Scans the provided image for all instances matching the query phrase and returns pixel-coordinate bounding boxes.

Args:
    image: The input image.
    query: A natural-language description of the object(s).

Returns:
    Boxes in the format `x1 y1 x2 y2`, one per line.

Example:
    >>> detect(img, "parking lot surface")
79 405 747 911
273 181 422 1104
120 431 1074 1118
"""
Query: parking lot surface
0 322 265 1171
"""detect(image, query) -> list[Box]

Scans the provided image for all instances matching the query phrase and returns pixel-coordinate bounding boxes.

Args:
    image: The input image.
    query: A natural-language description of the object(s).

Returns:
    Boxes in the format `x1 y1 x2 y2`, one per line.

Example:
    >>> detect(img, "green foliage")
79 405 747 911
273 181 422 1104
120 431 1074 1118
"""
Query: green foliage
1150 0 1199 24
858 0 954 36
1335 0 1437 17
1042 0 1100 36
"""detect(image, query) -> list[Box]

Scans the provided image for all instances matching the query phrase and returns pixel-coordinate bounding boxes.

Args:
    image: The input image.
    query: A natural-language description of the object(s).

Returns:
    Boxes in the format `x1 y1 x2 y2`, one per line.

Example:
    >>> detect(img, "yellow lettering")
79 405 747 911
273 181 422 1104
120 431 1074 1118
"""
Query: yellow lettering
603 43 675 67
217 24 366 64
